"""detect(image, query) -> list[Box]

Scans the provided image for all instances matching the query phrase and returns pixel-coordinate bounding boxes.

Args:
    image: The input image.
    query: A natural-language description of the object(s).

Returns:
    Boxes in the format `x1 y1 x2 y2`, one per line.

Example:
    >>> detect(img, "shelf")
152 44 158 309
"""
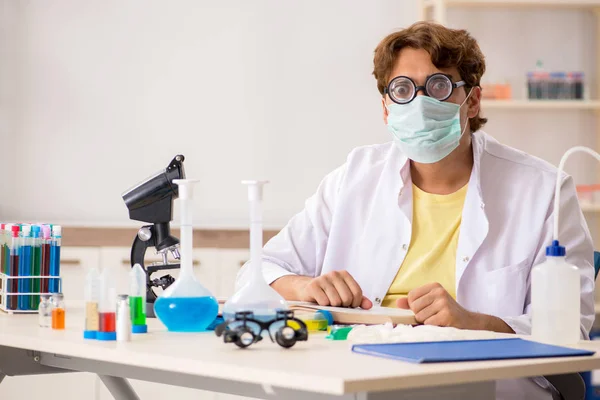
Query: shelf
481 100 600 110
581 202 600 213
424 0 600 8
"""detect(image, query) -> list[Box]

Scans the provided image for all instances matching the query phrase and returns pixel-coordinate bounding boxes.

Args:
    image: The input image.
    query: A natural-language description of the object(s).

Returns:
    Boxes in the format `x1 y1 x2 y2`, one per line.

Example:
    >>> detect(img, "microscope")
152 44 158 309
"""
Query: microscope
122 155 185 317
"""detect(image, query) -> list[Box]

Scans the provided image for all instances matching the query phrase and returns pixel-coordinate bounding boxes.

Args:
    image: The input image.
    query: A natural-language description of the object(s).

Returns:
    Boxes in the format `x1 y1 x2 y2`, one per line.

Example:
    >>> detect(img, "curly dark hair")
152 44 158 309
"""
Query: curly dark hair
373 21 487 132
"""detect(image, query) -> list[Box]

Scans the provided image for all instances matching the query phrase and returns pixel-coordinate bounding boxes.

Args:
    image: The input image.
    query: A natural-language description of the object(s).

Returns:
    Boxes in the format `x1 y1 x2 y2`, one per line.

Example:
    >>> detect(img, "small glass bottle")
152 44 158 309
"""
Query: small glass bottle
116 294 131 342
38 294 52 328
51 293 65 330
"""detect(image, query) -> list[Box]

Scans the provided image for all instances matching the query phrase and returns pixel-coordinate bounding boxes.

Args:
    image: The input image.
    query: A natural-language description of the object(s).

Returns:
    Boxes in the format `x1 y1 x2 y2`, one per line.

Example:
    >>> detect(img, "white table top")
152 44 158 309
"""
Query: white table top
2 306 600 395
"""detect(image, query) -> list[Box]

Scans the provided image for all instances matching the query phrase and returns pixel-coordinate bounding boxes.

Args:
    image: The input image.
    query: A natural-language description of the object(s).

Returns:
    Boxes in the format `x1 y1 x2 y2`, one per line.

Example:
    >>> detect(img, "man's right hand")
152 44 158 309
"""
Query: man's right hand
273 271 372 309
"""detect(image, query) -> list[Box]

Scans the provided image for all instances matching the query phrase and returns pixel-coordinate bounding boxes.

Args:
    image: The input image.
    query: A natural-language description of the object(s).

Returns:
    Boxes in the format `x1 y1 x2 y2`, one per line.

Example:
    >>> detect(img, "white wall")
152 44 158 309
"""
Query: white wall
3 0 416 228
2 1 598 232
448 8 597 180
0 1 20 219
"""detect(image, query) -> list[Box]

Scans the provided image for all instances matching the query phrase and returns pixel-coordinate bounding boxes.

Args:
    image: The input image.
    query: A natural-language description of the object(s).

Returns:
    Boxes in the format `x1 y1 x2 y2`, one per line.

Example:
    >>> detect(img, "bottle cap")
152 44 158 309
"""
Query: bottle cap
96 331 117 341
22 225 31 236
42 225 51 240
132 324 148 334
31 225 41 237
118 294 129 301
11 225 19 237
52 225 62 237
83 330 98 340
546 240 566 257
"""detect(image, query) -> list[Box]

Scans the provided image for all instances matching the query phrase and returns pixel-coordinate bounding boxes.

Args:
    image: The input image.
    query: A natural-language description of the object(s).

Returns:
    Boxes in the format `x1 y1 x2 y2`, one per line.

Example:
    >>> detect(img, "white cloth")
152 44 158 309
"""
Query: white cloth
236 131 595 399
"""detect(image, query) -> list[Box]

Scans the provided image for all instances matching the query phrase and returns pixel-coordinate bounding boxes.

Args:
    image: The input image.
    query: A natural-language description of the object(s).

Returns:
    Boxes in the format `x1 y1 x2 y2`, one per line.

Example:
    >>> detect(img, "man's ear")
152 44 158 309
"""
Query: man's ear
382 97 389 124
468 86 482 119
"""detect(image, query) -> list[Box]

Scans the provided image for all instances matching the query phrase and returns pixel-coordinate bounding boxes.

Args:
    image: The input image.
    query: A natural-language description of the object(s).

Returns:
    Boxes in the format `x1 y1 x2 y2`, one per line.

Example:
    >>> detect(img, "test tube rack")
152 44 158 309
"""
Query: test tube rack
0 273 62 314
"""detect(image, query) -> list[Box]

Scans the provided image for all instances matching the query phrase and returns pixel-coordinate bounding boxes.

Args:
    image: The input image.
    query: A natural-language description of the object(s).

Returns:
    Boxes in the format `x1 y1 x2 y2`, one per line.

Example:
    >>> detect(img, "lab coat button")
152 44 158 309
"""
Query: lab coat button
374 297 381 305
402 244 408 251
462 256 470 262
480 203 485 209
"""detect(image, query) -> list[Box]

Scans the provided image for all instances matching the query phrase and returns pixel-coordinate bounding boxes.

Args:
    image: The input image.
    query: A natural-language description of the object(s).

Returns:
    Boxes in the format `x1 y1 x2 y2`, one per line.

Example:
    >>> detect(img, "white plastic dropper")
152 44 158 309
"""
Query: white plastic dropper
532 146 600 345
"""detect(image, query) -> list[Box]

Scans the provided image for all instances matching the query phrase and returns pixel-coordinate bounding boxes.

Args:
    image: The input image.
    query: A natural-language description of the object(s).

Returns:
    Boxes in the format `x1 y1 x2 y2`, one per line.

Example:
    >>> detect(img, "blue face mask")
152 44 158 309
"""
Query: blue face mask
385 90 472 164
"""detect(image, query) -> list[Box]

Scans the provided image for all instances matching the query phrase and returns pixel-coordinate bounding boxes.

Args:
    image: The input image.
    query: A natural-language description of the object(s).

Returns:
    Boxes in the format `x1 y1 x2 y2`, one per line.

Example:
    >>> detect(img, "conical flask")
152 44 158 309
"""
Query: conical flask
223 181 288 321
154 179 219 331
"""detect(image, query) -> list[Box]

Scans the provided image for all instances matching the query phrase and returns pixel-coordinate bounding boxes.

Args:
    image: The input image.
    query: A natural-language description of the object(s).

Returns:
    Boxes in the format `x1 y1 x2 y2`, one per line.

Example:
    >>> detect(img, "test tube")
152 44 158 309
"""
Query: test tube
30 225 42 310
0 224 4 276
84 267 101 339
49 225 62 293
2 224 12 276
51 293 65 329
117 294 132 342
8 225 20 310
97 268 117 341
41 225 51 294
18 225 32 310
129 263 147 333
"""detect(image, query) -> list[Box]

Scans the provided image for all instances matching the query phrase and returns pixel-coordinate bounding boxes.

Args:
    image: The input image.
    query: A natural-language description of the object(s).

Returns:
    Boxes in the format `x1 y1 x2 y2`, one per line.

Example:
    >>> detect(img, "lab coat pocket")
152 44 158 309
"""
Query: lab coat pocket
483 259 531 318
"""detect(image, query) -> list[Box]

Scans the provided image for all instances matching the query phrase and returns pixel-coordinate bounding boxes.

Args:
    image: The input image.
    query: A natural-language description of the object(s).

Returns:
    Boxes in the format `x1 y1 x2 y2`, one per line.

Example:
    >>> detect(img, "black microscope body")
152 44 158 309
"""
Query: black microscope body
122 155 185 317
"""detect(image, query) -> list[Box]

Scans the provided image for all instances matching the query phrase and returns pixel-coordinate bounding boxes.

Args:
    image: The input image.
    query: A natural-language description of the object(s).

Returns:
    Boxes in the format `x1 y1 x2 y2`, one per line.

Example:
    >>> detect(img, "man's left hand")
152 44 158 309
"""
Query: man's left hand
396 282 514 333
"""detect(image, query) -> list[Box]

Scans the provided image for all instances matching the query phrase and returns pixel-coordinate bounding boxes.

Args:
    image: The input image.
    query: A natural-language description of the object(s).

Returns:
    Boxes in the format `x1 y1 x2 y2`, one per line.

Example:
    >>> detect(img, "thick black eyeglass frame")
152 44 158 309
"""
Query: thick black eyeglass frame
384 73 466 105
215 310 308 349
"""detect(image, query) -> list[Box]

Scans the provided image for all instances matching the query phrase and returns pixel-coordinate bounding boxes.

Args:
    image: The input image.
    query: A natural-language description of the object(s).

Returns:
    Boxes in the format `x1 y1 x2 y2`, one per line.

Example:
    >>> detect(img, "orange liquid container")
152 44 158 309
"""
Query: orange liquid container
52 308 65 330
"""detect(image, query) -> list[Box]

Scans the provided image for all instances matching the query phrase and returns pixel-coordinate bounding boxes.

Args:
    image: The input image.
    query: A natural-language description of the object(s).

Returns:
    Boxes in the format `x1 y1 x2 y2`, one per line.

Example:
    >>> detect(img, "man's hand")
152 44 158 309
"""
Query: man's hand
397 282 514 333
272 271 372 309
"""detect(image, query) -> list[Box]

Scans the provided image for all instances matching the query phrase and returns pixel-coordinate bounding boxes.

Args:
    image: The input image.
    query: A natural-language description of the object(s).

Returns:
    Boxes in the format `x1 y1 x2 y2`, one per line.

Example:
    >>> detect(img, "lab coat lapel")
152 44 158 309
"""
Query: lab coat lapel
359 146 410 301
456 133 489 285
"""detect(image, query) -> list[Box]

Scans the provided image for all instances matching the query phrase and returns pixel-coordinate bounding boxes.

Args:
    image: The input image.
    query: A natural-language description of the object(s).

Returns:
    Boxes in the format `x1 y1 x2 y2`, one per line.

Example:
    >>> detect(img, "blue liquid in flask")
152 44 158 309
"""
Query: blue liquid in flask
154 296 219 332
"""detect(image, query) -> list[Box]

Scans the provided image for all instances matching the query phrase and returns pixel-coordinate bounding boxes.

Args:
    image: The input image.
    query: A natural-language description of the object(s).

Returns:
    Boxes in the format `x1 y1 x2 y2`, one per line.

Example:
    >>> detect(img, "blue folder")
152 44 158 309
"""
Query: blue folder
351 338 595 364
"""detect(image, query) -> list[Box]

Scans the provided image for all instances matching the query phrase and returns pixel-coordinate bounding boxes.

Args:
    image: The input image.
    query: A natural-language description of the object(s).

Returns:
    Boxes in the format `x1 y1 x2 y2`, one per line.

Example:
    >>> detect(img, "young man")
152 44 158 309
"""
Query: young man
237 21 594 399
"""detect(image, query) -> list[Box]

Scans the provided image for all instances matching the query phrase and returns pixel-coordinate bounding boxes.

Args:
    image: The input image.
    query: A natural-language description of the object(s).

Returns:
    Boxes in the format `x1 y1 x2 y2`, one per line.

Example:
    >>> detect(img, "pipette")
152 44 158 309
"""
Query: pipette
129 264 148 333
154 179 218 332
222 181 288 322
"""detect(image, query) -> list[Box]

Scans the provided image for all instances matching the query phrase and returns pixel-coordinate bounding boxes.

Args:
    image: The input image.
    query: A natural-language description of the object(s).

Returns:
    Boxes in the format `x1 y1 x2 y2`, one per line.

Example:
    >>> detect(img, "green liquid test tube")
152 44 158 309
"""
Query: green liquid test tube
30 226 42 310
129 296 145 326
130 264 147 333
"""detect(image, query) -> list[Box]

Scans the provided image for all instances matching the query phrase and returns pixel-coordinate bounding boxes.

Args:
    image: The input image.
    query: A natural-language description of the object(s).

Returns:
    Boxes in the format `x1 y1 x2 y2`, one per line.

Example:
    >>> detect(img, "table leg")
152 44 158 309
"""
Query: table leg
98 375 141 400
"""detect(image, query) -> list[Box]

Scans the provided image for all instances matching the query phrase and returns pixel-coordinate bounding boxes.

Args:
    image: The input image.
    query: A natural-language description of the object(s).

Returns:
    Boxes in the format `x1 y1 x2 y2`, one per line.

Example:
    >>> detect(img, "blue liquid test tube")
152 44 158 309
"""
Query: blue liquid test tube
18 225 32 310
49 226 61 293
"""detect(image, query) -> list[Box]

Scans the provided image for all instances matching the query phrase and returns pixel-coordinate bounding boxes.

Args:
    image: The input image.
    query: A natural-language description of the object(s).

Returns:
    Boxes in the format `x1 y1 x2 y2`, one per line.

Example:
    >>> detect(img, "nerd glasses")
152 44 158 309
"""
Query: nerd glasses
384 73 466 105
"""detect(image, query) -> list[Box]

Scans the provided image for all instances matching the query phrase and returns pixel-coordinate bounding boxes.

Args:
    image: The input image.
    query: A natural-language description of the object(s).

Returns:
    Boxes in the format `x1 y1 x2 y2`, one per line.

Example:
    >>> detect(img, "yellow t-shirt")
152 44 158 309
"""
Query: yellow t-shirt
381 183 467 307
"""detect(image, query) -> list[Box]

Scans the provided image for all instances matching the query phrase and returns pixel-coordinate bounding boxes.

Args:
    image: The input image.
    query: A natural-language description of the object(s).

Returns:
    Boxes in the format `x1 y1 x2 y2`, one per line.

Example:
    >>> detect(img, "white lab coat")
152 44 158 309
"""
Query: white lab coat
237 130 595 399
